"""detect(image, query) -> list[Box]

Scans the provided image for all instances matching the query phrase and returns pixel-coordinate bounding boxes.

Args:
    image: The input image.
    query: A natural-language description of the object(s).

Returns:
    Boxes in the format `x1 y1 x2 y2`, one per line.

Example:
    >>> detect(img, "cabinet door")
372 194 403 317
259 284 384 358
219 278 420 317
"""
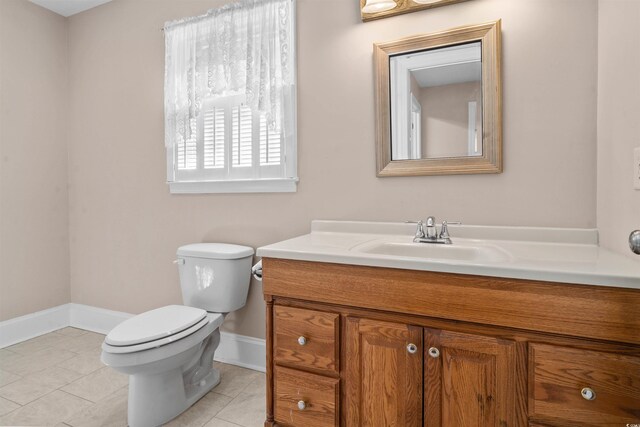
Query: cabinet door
344 317 423 427
424 328 518 427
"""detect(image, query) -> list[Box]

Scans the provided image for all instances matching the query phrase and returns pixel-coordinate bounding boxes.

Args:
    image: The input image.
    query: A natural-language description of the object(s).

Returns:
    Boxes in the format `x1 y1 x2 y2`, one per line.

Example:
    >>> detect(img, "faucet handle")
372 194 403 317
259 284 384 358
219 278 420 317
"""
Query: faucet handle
414 220 425 239
439 220 461 239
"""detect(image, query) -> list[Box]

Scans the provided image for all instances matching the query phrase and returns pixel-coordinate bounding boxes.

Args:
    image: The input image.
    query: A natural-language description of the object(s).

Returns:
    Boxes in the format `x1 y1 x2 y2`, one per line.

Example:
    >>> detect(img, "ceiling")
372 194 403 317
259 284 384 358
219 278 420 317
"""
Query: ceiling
412 61 482 88
29 0 112 17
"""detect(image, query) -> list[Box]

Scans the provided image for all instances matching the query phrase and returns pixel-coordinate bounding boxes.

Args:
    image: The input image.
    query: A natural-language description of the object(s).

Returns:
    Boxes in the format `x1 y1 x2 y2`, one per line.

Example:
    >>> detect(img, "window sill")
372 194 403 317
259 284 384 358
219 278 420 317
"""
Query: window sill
168 178 298 194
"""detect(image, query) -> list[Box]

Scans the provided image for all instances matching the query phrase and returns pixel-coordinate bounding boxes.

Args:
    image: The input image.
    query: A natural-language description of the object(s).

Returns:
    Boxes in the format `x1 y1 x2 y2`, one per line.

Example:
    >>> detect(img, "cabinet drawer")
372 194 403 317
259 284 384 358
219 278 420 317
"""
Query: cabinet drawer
275 366 339 427
529 343 640 425
274 306 339 373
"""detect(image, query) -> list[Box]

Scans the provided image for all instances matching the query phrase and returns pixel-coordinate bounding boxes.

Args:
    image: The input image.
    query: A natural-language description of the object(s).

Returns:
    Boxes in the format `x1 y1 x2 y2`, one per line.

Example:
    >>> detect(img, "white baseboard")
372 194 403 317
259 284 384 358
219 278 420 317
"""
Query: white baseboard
0 304 70 348
216 331 266 372
69 303 133 334
0 304 266 372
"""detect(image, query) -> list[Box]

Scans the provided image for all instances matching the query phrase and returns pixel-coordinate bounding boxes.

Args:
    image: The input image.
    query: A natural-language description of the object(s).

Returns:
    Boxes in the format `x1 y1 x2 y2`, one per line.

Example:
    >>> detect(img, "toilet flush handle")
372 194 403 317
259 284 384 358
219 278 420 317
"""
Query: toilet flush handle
173 259 185 265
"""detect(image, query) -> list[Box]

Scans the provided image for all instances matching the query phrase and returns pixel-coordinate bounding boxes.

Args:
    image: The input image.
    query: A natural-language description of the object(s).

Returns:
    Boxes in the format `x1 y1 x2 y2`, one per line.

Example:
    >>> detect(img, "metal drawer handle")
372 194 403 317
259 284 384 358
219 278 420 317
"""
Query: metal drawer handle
581 387 596 401
297 400 307 410
297 336 307 346
428 347 440 358
407 343 418 354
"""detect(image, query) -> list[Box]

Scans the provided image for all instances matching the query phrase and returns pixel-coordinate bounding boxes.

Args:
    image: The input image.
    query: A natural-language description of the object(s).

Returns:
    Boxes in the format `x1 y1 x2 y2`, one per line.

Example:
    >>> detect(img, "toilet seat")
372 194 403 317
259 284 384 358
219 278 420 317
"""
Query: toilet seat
102 312 223 370
103 305 223 354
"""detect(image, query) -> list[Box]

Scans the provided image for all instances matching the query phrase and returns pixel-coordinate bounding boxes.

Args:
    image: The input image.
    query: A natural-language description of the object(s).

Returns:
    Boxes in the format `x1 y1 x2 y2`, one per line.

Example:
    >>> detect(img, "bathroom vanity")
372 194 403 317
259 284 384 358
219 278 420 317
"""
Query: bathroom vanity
257 221 640 427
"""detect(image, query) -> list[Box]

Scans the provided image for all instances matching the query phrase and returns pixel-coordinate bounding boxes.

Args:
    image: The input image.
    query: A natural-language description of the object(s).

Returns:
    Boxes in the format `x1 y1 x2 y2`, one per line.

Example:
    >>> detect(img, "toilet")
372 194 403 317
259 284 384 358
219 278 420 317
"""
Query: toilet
101 243 254 427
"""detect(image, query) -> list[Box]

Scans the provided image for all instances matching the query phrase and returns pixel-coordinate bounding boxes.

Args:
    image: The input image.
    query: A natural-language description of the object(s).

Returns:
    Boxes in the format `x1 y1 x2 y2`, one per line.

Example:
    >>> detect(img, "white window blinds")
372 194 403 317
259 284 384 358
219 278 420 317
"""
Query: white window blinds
174 96 285 182
204 108 224 170
260 115 281 166
232 106 253 168
164 0 297 193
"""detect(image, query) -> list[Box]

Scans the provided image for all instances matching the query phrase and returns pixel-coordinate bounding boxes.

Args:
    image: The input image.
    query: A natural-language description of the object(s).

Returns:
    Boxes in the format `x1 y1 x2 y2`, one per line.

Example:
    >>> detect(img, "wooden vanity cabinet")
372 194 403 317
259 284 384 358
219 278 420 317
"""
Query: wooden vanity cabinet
262 258 640 427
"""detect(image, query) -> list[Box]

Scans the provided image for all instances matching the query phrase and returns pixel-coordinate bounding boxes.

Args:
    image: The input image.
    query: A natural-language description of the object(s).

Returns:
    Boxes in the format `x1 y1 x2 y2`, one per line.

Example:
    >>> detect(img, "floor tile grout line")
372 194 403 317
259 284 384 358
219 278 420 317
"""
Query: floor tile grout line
199 410 221 427
2 332 99 359
51 386 99 405
201 392 239 427
218 394 245 418
0 386 63 419
57 388 98 405
0 389 98 424
62 385 130 426
0 394 24 407
209 418 244 427
0 361 88 397
0 347 82 367
0 351 107 414
0 375 23 390
1 327 86 352
240 376 263 395
57 375 117 405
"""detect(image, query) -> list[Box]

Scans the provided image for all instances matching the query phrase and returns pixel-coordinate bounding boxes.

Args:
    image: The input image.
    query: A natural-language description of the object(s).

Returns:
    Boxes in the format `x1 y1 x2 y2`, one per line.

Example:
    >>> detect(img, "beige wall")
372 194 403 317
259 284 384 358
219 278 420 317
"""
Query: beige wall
0 0 70 321
65 0 599 339
597 0 640 260
419 81 482 158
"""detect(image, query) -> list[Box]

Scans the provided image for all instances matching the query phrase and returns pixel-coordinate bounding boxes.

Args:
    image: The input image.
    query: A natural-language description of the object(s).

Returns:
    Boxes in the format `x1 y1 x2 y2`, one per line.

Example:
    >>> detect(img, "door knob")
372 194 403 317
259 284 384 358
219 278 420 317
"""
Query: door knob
428 347 440 358
629 230 640 254
581 387 596 401
297 336 307 346
407 343 418 354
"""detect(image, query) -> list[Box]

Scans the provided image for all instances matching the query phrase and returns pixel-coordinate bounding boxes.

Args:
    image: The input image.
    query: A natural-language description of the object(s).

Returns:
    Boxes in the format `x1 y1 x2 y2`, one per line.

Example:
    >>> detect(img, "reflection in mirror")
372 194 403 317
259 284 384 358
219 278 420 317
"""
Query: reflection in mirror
374 21 502 176
391 42 482 160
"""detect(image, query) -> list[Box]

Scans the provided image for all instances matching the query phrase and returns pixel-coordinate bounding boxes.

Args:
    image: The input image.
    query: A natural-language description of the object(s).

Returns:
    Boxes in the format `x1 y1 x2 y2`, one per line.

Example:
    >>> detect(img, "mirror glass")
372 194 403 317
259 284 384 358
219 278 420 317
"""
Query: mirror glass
390 42 482 160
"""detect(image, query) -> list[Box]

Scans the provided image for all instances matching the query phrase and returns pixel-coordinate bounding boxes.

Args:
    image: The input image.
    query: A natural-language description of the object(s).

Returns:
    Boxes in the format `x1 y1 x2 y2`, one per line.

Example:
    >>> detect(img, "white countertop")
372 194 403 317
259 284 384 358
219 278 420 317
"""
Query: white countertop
256 221 640 289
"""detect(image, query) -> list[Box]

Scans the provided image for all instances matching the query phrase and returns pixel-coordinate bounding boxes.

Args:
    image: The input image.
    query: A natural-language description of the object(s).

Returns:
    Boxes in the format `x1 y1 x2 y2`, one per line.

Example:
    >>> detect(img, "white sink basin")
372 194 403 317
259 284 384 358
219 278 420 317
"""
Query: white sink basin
352 239 512 263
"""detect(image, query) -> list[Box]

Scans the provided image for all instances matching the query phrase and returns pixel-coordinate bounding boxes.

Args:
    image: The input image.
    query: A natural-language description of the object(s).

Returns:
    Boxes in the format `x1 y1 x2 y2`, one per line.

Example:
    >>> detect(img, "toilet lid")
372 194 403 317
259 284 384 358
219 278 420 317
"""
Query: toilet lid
105 305 207 346
177 243 254 260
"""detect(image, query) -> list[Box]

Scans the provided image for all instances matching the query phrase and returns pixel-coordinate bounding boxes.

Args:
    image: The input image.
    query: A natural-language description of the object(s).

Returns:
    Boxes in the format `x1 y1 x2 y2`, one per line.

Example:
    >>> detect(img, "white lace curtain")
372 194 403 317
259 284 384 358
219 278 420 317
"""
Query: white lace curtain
164 0 293 148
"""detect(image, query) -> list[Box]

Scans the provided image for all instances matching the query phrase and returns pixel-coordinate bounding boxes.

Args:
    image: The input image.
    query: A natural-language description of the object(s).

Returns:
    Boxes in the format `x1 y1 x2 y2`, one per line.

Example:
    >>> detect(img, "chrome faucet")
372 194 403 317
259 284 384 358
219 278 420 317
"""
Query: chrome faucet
413 217 461 244
425 216 437 239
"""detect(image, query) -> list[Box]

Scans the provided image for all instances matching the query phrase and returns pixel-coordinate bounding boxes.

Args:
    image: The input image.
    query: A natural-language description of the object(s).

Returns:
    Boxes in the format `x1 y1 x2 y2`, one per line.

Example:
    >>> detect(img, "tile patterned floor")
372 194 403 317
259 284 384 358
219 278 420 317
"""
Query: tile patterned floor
0 328 266 426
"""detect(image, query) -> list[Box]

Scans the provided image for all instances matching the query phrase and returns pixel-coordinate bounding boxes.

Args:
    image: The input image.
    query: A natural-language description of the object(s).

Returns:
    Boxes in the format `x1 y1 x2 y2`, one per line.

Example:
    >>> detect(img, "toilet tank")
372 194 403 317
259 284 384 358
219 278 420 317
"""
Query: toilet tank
176 243 254 313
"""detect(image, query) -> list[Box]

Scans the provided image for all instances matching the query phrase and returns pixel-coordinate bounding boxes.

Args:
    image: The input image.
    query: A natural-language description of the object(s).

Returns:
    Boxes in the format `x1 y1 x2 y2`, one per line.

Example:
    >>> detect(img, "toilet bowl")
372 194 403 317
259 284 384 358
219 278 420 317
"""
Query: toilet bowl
101 243 254 427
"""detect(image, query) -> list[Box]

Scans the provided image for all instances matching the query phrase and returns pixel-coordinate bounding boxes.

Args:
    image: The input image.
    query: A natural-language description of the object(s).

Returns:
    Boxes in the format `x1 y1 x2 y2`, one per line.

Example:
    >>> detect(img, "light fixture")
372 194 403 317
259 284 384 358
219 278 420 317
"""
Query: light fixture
361 0 468 22
362 0 397 14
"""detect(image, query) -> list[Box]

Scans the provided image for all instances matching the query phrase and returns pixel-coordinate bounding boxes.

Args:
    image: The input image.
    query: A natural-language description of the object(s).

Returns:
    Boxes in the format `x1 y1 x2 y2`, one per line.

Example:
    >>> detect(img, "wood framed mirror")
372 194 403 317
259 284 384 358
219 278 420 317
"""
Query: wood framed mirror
374 20 502 176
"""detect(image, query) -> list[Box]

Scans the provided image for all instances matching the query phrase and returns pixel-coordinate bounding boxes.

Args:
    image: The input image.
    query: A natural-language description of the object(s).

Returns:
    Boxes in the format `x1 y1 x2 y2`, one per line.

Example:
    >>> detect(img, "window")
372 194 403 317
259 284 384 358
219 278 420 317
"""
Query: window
164 0 297 194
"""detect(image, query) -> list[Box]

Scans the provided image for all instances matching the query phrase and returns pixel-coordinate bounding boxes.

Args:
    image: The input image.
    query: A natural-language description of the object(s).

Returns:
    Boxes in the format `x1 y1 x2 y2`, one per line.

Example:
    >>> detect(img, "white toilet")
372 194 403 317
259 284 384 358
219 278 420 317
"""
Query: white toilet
101 243 254 427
